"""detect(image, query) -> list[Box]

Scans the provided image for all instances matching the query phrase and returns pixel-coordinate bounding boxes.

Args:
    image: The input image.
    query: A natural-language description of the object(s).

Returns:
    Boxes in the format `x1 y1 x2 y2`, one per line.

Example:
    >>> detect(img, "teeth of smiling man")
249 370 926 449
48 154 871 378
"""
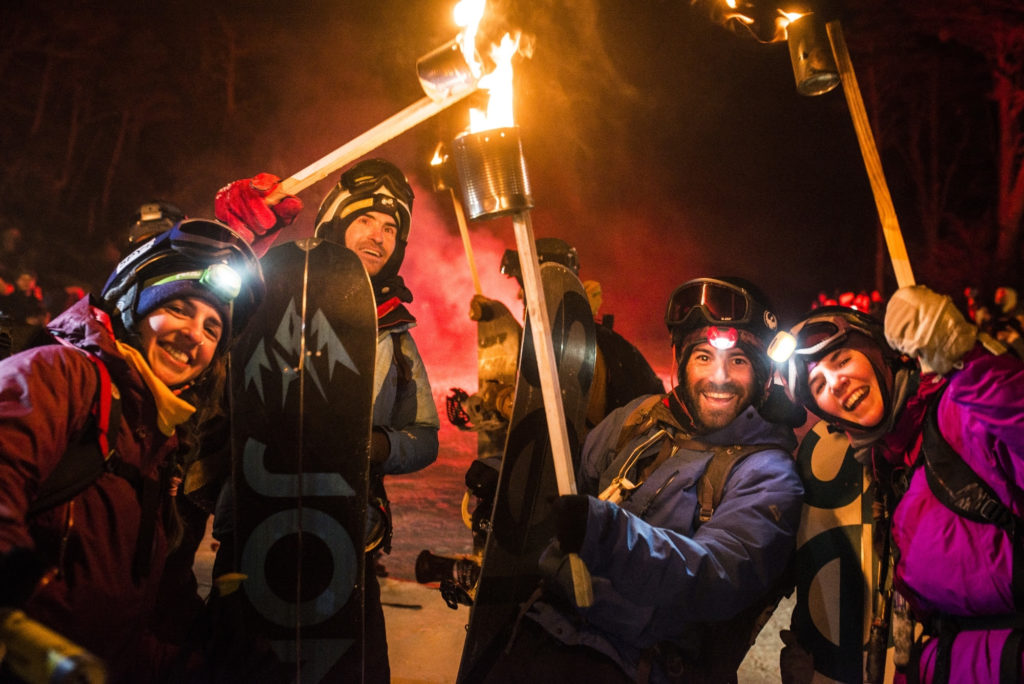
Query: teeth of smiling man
843 386 868 411
705 392 733 401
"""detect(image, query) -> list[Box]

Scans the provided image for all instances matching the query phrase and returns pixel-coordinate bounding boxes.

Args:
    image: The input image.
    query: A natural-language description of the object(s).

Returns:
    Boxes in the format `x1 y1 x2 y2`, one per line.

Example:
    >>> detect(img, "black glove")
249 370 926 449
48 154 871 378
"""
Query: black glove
552 495 590 555
370 429 390 465
758 384 807 428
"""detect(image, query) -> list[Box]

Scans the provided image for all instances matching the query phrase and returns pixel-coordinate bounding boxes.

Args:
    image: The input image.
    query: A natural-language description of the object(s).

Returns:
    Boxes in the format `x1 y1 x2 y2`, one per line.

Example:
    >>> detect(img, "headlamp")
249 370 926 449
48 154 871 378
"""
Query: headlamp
770 316 859 365
767 331 798 363
200 263 243 301
707 326 739 350
148 263 242 302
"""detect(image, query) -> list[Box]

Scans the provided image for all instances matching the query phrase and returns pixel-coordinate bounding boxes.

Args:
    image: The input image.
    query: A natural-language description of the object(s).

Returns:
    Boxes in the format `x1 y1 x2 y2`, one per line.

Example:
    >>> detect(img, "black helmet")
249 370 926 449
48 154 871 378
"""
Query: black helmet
500 238 579 285
780 306 906 431
128 201 186 246
102 218 264 349
314 158 415 244
665 277 778 397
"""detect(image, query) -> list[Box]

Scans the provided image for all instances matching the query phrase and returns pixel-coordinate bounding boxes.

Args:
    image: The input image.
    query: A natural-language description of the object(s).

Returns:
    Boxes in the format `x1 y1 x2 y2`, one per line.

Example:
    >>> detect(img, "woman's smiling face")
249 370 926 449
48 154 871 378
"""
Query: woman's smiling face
807 347 885 429
138 297 223 387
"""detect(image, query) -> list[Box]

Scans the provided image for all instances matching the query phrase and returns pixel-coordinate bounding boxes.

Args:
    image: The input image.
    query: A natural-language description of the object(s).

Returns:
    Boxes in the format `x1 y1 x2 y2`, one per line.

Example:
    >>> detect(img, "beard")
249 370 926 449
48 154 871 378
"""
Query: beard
680 378 753 433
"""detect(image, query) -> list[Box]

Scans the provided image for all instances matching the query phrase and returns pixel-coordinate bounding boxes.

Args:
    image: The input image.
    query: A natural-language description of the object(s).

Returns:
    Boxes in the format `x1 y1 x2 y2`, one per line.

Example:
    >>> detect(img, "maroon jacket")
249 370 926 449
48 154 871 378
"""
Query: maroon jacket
0 296 181 681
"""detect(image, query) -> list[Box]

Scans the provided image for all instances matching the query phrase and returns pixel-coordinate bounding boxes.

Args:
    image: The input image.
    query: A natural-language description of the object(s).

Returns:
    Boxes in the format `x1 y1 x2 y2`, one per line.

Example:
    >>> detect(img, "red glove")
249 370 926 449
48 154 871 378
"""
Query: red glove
215 173 302 252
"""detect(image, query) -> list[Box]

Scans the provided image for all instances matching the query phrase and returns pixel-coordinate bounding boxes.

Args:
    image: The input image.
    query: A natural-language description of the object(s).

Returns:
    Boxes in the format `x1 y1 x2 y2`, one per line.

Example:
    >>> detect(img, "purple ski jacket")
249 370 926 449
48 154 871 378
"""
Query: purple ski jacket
0 297 182 682
874 345 1024 682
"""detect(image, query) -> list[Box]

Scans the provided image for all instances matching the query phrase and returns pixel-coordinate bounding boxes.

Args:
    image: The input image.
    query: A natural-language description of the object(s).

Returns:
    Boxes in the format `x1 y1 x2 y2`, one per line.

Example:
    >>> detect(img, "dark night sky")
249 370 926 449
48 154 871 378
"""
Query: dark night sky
4 0 918 383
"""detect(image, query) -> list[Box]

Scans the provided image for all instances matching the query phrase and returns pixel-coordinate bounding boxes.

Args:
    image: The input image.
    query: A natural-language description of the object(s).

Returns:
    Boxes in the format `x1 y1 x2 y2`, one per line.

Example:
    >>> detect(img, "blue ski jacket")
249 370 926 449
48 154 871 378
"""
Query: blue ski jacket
528 395 803 681
371 324 439 475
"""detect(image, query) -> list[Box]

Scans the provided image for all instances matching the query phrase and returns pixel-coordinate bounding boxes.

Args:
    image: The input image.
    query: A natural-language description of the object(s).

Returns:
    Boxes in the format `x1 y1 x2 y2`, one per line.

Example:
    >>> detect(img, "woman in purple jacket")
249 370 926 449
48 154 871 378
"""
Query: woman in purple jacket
777 285 1024 683
0 219 266 682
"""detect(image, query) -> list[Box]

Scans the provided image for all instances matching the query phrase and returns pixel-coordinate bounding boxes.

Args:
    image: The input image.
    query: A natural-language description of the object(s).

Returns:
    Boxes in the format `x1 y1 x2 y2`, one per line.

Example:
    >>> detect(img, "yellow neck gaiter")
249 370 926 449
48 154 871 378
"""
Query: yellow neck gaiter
114 340 196 436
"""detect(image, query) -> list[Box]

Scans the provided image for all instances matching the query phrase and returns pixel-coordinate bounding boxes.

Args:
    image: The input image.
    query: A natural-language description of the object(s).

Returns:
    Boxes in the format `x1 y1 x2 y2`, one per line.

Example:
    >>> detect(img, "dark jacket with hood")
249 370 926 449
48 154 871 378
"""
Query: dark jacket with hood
0 296 182 681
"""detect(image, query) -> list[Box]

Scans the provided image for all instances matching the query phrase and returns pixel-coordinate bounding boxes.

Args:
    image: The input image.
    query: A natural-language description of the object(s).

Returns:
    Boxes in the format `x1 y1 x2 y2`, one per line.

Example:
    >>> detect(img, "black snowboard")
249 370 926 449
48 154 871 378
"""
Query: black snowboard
456 262 597 683
229 238 376 682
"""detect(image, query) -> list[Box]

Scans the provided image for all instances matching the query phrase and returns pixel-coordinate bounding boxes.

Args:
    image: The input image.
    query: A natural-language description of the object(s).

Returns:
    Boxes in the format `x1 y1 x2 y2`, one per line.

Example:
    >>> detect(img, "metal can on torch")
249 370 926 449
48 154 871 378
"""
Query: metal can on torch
417 38 479 102
450 127 533 220
787 13 840 96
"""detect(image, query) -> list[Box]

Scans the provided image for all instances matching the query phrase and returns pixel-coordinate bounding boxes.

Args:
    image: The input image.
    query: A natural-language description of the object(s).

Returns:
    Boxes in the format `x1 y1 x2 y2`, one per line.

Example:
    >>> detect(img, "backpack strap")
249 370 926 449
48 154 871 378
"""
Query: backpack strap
696 444 770 524
613 395 674 453
921 384 1023 536
28 344 122 516
920 382 1024 613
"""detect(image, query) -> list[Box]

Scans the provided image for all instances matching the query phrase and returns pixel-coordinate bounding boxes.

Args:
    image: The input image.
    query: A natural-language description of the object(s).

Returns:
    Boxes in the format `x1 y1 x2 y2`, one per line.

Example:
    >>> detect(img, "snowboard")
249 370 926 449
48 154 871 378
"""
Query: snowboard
790 420 894 683
229 238 376 683
474 298 522 461
456 262 597 683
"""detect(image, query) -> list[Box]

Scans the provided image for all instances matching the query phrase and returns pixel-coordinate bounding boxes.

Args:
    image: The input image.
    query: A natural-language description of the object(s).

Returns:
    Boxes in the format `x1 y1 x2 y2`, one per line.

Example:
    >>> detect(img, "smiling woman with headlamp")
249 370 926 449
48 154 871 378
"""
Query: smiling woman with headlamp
0 218 270 682
775 286 1024 684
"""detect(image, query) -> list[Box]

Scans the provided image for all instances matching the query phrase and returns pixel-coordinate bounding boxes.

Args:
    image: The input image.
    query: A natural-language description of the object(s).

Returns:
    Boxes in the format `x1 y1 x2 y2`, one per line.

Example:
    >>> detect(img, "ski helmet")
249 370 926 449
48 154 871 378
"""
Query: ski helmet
665 276 779 393
313 158 414 244
780 306 906 431
102 218 264 350
500 238 579 286
128 201 186 246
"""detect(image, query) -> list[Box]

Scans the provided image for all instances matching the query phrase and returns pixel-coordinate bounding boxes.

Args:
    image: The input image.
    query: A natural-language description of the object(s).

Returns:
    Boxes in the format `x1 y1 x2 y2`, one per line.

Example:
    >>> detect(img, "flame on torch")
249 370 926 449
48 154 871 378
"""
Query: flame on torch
700 0 814 43
470 33 521 132
455 0 487 79
446 20 594 609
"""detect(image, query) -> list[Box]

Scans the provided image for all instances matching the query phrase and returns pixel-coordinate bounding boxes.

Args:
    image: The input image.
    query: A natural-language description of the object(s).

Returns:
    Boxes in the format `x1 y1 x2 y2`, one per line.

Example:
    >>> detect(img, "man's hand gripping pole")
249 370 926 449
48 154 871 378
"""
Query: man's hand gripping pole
512 212 593 608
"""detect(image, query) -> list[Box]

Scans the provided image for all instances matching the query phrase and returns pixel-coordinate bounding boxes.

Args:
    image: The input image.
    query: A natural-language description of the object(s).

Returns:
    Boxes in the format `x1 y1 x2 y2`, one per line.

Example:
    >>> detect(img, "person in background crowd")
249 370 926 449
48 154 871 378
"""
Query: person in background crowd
2 266 49 326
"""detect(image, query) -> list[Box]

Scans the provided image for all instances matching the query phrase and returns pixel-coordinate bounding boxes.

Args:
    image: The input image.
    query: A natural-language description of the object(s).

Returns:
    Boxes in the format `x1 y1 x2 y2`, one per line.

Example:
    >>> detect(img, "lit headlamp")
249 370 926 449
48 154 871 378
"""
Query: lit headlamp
148 263 242 302
707 326 739 350
767 331 798 363
768 317 855 365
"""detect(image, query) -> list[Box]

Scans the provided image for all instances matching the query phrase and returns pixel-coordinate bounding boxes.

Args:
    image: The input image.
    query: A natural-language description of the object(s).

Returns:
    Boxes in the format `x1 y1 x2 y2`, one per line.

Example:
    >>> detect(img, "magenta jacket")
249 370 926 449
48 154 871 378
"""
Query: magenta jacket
0 297 181 681
875 345 1024 682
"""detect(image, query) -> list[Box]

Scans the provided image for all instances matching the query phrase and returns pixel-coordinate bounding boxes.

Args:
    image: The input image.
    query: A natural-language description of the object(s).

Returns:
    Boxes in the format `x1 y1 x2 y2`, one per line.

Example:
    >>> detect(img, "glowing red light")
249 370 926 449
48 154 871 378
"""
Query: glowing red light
707 326 738 350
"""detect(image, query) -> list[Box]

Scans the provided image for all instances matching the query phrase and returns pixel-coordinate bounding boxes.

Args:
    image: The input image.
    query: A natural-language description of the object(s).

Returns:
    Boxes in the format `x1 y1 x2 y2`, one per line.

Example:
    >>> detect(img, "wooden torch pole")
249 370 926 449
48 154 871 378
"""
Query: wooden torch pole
826 20 916 289
452 189 483 295
511 210 593 608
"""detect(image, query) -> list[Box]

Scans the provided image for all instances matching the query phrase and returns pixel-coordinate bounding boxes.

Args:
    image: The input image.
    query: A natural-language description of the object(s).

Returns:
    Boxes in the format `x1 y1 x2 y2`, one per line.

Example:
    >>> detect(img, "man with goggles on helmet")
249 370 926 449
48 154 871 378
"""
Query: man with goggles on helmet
479 277 803 684
775 284 1024 683
215 158 440 683
0 218 283 682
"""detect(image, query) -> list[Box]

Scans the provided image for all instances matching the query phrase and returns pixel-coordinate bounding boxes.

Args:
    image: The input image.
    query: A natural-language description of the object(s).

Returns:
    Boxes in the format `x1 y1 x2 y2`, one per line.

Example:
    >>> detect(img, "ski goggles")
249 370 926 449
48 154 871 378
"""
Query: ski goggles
665 278 760 330
768 312 862 364
340 159 414 207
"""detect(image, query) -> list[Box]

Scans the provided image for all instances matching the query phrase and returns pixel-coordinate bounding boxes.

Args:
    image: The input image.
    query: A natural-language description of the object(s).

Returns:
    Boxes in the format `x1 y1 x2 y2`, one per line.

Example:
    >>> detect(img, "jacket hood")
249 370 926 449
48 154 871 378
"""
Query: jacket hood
47 295 128 371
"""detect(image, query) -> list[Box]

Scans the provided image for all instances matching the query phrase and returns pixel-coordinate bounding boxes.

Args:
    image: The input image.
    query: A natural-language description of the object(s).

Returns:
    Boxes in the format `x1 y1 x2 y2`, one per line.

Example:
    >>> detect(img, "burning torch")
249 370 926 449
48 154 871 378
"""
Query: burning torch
266 0 495 203
781 9 915 288
431 141 483 295
447 34 594 608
